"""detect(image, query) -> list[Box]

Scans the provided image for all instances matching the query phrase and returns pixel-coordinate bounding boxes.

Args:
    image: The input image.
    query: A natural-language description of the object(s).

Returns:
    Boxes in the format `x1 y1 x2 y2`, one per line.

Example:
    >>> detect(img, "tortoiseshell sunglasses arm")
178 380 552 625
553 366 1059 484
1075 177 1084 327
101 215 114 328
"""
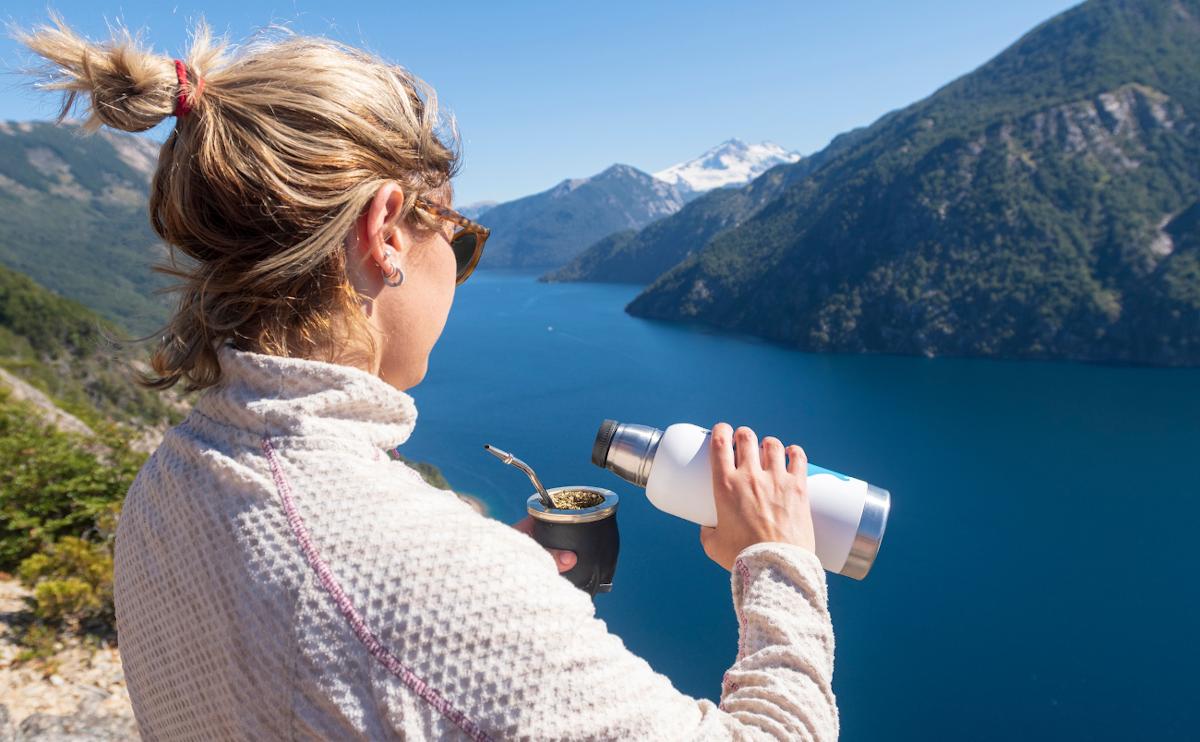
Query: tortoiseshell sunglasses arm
414 198 491 238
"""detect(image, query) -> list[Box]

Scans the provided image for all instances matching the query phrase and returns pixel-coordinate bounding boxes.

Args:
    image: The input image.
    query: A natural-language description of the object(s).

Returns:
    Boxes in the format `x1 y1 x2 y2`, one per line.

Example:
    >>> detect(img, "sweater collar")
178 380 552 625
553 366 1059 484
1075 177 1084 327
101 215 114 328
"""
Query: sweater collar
193 346 418 450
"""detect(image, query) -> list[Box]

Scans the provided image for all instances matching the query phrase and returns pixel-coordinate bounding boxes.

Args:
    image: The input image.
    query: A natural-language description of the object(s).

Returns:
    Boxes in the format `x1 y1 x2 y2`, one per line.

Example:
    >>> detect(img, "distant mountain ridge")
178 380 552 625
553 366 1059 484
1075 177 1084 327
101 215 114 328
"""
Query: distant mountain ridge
653 139 801 198
540 129 868 285
476 163 685 270
457 201 497 220
538 162 812 285
568 0 1200 366
469 138 800 271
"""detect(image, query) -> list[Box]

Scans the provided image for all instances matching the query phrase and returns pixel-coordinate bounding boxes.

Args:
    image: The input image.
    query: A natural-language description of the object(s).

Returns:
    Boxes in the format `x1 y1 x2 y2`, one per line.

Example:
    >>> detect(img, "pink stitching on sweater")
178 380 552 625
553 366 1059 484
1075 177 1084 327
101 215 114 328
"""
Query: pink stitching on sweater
261 437 493 742
735 558 751 587
732 557 752 659
721 557 756 709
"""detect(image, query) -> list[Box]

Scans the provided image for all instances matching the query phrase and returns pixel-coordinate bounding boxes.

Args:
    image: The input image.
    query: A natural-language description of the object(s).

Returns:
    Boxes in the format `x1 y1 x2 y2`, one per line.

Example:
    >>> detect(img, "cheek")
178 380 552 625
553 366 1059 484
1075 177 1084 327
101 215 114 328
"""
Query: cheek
438 271 456 325
426 247 457 332
442 239 460 283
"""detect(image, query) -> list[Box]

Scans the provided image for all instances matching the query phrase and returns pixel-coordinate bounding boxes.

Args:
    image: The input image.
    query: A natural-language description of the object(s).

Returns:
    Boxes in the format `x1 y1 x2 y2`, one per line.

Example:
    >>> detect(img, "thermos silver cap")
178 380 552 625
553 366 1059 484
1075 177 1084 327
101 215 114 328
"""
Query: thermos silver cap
592 420 662 488
841 484 890 580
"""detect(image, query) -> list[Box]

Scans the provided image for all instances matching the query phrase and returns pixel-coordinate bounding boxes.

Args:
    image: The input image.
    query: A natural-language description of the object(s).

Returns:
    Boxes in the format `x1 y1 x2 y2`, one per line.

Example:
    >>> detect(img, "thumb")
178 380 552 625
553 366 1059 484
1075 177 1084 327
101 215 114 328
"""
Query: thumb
549 549 577 573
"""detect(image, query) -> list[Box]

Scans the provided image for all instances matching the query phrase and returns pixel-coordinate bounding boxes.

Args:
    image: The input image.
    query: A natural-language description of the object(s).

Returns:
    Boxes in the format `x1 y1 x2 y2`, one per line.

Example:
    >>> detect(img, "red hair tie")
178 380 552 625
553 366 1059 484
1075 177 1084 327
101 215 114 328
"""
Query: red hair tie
173 59 205 117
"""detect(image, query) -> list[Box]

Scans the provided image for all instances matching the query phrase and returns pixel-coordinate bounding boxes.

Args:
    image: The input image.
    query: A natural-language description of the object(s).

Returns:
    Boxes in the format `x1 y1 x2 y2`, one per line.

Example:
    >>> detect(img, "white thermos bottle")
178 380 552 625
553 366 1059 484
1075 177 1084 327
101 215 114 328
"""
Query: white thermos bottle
591 420 890 579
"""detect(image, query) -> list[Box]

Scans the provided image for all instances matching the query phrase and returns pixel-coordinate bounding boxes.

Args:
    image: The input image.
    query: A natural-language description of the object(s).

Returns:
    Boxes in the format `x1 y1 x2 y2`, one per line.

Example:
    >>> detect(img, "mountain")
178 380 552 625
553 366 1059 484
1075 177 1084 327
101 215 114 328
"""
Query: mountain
540 129 868 285
458 201 497 220
0 121 171 334
0 263 179 428
474 164 685 270
475 140 798 273
539 163 809 285
653 139 801 198
622 0 1200 366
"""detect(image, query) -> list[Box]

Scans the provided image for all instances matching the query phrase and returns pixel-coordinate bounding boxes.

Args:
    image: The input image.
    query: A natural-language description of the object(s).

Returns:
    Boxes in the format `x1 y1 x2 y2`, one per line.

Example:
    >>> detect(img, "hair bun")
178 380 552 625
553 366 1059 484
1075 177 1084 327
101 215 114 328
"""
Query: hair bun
16 13 182 133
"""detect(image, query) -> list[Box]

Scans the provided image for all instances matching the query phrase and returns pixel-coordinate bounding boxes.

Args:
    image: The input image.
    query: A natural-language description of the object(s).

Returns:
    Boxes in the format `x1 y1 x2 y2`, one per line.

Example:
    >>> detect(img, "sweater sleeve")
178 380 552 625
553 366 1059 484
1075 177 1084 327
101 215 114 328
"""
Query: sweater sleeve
718 542 840 739
364 489 839 741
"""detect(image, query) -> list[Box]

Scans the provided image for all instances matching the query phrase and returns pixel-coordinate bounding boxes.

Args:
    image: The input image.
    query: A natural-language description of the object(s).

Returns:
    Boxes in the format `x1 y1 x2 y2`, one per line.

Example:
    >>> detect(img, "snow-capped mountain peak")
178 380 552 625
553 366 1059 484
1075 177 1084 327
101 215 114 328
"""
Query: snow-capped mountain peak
653 139 801 194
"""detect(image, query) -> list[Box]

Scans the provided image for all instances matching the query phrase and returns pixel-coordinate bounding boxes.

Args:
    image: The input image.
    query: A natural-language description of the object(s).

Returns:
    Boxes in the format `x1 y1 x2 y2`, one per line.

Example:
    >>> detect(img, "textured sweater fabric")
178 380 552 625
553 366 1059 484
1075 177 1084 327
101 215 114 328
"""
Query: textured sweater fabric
114 348 839 740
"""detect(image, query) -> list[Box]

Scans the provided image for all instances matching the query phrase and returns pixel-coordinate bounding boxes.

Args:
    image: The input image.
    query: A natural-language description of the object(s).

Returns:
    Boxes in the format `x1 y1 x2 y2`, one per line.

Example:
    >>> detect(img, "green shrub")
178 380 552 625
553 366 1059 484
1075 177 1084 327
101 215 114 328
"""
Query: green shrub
19 536 114 627
14 621 60 664
32 577 101 621
0 391 142 569
13 529 119 661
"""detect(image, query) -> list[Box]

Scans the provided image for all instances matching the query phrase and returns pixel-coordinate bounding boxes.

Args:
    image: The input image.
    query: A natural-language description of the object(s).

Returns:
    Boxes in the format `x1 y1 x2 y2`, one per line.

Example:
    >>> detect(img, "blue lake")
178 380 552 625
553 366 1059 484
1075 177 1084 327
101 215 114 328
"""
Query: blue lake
401 269 1199 741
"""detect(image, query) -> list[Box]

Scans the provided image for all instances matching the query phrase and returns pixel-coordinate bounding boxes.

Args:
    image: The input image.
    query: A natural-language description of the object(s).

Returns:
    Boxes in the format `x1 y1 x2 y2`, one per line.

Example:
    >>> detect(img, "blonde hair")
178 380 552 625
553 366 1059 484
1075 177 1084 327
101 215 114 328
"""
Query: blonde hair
16 14 460 390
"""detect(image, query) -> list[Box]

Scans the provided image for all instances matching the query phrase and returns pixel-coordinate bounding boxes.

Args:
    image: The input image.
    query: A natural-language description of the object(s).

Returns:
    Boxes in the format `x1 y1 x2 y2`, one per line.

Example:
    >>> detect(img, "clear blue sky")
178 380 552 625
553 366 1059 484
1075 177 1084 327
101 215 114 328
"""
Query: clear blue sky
1 1 1080 205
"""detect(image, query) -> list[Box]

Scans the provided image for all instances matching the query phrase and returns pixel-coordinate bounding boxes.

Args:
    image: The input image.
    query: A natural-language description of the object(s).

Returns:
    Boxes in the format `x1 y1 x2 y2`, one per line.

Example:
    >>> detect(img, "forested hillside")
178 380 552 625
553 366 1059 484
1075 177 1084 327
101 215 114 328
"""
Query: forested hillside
0 121 170 333
0 264 178 428
621 0 1200 365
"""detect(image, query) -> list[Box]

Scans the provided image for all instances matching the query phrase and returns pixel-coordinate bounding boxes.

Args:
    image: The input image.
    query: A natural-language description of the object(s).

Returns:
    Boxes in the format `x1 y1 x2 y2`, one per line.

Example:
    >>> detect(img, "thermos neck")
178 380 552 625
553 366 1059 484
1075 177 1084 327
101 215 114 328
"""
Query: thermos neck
591 420 662 488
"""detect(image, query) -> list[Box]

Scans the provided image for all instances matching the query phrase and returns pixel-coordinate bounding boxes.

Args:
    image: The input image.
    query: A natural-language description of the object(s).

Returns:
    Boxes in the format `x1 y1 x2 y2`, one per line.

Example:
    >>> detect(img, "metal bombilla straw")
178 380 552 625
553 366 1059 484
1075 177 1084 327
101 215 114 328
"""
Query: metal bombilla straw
484 444 556 509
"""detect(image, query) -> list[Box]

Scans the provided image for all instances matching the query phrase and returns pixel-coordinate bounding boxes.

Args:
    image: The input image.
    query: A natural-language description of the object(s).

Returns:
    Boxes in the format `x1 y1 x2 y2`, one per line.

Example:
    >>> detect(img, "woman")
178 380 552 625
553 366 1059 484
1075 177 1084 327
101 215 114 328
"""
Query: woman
21 16 838 741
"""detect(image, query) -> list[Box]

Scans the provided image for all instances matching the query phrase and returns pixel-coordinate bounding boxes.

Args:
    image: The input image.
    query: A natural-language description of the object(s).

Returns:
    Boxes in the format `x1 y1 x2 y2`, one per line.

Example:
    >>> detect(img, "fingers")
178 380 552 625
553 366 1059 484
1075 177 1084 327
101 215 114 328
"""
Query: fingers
511 518 577 573
734 426 760 470
710 422 735 476
786 444 807 475
716 423 804 477
761 436 786 474
551 549 577 573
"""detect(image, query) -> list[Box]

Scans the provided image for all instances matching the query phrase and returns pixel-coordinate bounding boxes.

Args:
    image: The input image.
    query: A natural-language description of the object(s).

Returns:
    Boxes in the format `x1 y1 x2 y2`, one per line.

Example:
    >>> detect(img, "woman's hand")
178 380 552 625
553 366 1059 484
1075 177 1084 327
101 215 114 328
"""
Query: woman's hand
699 423 817 571
510 516 578 573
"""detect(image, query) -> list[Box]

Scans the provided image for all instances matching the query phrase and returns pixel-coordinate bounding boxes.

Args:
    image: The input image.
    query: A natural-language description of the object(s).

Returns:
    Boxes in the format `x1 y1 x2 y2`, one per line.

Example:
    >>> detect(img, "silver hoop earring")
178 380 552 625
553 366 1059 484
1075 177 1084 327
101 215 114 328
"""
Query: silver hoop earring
382 261 405 287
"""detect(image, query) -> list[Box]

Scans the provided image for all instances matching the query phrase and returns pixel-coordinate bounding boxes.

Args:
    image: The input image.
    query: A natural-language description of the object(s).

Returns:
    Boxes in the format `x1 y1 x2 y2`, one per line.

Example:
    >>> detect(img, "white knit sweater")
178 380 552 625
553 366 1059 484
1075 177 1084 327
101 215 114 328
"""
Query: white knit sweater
114 348 839 740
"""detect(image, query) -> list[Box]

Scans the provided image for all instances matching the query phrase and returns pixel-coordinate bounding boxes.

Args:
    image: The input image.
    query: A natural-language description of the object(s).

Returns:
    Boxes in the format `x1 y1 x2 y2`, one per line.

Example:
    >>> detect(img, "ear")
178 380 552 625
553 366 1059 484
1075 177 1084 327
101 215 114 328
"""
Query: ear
355 181 407 276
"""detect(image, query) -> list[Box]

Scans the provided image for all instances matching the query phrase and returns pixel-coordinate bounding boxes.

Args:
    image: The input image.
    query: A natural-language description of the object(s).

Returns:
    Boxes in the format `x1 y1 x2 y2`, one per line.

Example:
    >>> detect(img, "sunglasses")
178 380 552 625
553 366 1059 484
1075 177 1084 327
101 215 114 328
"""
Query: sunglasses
413 197 491 285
